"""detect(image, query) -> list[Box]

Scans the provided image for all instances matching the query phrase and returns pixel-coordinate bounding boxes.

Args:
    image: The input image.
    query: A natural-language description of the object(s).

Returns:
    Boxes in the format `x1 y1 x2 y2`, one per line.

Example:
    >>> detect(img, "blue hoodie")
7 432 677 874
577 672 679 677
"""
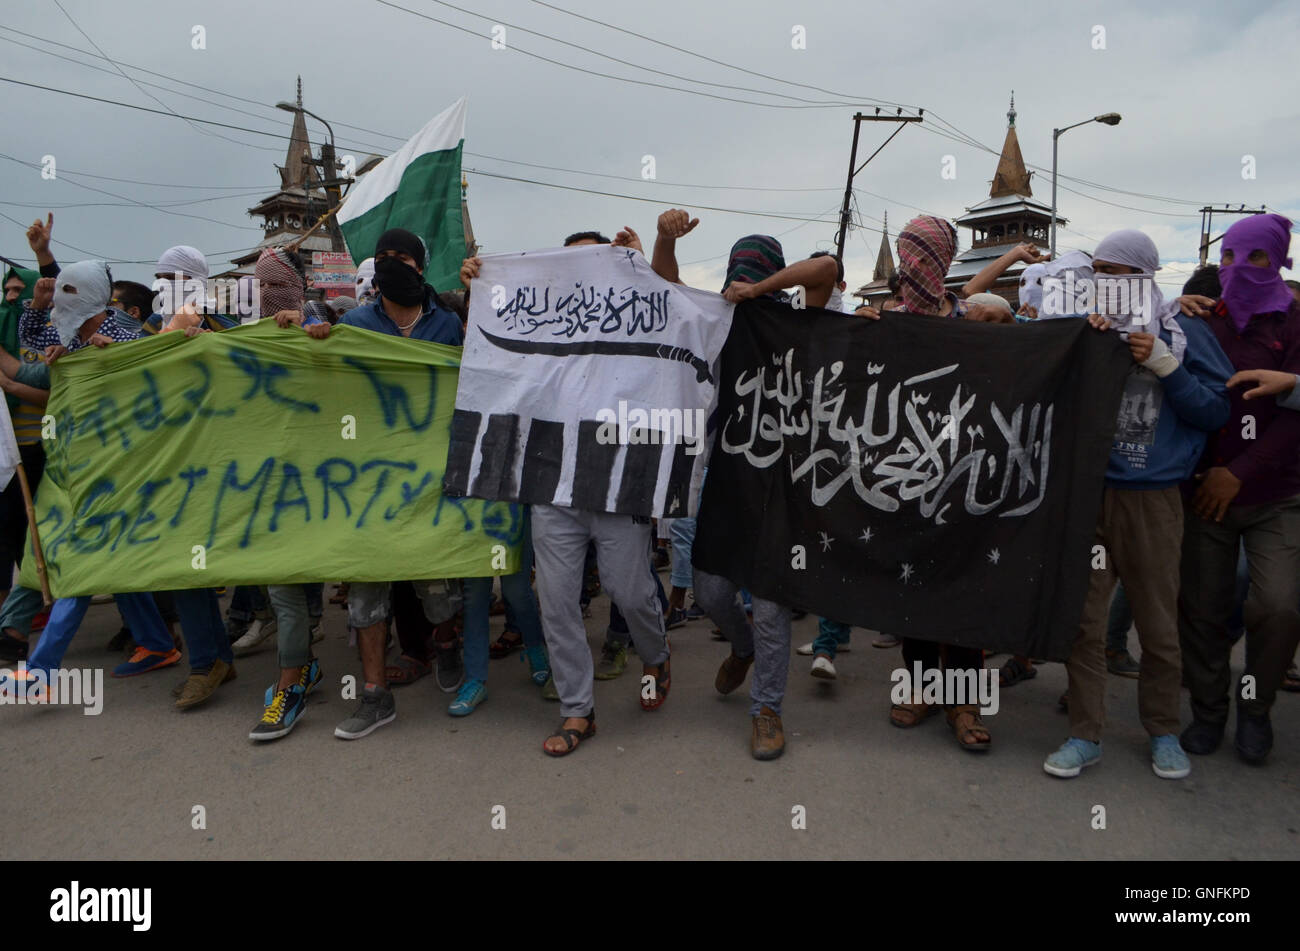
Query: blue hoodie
1103 316 1232 488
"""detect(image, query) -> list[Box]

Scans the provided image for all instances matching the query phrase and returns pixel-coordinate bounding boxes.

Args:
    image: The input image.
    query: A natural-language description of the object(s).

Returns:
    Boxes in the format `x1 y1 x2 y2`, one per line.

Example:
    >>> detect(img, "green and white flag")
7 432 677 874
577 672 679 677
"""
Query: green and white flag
338 97 467 293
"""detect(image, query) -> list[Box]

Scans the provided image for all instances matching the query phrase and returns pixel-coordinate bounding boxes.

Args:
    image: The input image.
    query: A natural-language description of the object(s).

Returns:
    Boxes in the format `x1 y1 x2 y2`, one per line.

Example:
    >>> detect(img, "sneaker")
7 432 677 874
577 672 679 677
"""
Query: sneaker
1106 648 1140 678
334 684 396 739
1043 737 1102 778
249 683 308 741
448 679 488 717
264 659 322 706
522 644 550 686
435 643 463 693
665 608 687 630
1151 734 1191 779
751 705 785 760
795 641 815 656
112 647 182 678
175 659 236 710
810 654 837 680
1180 718 1223 755
715 651 754 695
594 642 629 680
173 661 237 698
683 602 707 621
1235 711 1273 764
232 618 278 656
310 620 324 644
541 674 559 701
872 634 900 649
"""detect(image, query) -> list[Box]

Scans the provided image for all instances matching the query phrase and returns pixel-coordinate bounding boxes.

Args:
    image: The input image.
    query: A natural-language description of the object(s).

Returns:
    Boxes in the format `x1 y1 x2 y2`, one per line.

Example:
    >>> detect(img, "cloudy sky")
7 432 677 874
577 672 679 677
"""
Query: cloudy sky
2 0 1296 294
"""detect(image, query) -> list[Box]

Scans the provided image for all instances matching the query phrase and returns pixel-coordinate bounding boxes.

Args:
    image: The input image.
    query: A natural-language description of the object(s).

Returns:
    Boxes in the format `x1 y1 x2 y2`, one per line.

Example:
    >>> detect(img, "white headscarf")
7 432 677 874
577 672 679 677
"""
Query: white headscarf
355 257 376 302
51 260 112 347
156 245 209 279
1092 230 1185 360
1018 263 1046 312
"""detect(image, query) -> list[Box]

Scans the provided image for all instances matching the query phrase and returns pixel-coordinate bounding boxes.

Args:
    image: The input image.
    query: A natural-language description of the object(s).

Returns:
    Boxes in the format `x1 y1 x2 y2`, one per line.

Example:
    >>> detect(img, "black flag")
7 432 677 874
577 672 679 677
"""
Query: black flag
692 299 1131 661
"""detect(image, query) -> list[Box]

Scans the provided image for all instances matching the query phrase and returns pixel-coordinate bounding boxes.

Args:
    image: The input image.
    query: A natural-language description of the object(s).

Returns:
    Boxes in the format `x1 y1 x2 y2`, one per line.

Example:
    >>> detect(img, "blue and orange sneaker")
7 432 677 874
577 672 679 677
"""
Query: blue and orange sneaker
112 647 183 679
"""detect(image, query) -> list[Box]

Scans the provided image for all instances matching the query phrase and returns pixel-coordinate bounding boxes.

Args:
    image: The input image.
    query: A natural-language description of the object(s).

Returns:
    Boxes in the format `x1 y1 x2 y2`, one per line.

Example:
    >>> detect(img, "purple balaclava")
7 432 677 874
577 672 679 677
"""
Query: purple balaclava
1219 213 1294 331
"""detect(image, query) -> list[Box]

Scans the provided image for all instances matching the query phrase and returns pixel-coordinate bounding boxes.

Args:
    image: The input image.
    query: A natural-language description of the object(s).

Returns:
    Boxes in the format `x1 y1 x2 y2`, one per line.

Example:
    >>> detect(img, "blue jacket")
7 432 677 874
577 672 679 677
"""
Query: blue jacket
341 287 463 345
1103 316 1232 489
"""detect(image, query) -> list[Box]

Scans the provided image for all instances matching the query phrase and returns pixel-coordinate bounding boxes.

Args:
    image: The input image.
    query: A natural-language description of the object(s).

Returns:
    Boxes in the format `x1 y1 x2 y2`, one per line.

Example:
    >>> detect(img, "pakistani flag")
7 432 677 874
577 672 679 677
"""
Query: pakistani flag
338 97 467 293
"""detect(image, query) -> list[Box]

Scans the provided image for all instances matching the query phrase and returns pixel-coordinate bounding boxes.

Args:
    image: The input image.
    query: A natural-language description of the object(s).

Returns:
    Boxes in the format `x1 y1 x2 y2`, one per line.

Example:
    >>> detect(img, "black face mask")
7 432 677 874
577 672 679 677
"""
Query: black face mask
375 256 426 307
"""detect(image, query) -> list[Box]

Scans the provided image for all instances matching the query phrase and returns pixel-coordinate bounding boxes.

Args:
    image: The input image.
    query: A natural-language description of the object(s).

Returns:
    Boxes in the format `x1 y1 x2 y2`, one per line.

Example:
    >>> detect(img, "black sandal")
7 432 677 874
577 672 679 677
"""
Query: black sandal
543 711 596 757
999 657 1037 688
489 630 524 659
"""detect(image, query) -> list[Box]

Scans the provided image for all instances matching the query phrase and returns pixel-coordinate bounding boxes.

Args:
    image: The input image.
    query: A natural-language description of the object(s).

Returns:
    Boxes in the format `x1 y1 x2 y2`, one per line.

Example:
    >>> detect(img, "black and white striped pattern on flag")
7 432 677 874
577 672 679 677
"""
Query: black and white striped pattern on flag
444 245 734 518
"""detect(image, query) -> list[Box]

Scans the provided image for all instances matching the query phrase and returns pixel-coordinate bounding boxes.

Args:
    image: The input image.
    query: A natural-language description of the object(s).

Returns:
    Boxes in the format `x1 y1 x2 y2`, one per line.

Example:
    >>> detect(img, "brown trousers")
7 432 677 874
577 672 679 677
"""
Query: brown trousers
1066 487 1184 743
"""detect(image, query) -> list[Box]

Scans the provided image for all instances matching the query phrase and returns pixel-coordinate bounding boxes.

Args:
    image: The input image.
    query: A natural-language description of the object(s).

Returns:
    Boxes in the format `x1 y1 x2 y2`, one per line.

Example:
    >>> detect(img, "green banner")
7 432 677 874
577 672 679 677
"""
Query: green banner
20 322 522 597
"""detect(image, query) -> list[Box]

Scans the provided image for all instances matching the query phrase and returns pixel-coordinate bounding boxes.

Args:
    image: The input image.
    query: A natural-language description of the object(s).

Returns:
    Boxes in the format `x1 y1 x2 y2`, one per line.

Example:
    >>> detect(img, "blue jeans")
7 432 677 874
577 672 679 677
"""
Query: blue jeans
463 513 543 683
172 588 230 671
27 593 171 676
814 618 851 658
669 517 696 590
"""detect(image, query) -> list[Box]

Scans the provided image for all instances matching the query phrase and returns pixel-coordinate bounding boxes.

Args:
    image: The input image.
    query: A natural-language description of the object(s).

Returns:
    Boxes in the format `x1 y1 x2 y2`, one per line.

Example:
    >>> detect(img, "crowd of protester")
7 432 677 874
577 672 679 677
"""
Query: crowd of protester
1 204 1297 776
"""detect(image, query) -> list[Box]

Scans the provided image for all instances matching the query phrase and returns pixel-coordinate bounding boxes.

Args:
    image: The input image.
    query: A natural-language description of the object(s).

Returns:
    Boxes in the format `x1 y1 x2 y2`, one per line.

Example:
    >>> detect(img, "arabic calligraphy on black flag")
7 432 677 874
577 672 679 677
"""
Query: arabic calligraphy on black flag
692 299 1132 660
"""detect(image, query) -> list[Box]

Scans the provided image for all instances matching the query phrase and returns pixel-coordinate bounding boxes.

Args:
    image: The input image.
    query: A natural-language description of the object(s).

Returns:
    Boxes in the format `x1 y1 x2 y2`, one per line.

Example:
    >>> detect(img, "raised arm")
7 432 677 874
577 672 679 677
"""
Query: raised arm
724 255 838 309
651 208 698 285
962 242 1046 297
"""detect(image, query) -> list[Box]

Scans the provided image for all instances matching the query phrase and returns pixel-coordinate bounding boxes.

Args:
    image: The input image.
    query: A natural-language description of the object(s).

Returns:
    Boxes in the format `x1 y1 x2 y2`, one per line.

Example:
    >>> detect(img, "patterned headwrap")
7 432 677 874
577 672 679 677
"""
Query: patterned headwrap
254 247 304 318
723 235 786 292
897 215 957 315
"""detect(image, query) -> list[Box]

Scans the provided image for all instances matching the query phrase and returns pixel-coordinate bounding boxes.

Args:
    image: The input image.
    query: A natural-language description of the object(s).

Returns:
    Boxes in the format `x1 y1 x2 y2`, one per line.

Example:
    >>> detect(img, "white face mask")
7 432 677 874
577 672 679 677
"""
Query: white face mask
828 287 844 312
151 275 207 317
51 261 112 347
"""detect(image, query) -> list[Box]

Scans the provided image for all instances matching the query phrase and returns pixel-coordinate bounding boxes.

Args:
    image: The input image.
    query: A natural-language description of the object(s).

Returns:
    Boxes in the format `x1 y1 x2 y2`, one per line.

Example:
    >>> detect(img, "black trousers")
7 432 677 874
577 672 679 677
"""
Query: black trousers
0 442 45 584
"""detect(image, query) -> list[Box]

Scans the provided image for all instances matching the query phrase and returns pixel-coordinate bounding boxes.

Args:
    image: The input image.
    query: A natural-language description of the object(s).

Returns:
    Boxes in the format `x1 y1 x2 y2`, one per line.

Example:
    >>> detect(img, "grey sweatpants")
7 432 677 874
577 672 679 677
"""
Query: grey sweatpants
532 504 668 718
693 568 792 716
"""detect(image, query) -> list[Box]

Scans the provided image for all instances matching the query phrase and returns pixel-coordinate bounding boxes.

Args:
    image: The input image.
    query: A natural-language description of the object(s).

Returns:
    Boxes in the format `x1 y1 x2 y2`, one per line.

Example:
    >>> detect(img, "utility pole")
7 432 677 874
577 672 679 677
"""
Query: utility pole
835 110 923 265
1199 205 1267 266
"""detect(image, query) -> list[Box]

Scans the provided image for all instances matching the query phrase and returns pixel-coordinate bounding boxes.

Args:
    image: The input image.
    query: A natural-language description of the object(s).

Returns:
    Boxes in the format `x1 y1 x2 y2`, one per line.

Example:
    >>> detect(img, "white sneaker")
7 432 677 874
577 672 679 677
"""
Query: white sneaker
233 617 278 655
795 641 815 656
310 621 324 644
810 655 837 680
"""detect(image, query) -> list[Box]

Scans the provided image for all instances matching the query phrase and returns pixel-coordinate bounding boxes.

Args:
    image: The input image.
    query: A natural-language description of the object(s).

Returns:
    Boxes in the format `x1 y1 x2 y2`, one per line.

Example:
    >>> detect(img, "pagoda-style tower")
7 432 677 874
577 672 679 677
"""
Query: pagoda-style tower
945 94 1061 304
853 211 897 307
227 78 346 275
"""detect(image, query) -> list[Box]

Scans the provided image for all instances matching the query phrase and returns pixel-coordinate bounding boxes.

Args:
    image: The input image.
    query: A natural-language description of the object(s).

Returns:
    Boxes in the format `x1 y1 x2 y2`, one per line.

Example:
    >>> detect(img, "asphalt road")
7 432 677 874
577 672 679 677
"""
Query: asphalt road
3 586 1296 860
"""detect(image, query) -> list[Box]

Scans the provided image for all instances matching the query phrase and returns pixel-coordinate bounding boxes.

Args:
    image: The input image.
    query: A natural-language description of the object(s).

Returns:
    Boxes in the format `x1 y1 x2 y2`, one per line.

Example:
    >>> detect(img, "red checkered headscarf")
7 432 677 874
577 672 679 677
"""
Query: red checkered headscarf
897 215 957 315
254 247 304 318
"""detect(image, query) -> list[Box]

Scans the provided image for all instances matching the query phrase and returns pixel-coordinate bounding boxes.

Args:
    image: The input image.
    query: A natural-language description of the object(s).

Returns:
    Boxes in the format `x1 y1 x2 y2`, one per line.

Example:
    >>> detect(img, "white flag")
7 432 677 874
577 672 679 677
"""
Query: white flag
0 398 19 491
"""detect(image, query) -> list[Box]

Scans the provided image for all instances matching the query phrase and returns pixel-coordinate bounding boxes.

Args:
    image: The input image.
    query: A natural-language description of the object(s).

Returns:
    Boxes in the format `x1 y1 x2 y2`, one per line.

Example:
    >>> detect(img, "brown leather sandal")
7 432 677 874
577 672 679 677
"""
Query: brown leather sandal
947 704 991 751
890 697 938 728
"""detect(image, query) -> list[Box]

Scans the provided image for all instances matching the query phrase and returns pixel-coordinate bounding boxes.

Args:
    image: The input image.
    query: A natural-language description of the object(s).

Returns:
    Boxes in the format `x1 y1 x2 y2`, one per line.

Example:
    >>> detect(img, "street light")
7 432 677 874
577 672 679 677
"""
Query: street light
277 100 346 256
1050 112 1121 258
